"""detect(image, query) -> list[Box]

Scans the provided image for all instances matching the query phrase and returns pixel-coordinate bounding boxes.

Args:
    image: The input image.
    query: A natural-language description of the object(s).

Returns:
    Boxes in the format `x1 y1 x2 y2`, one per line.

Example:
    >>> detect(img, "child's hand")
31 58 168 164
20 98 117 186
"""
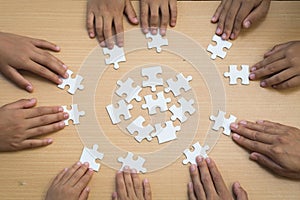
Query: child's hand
112 167 152 200
140 0 177 36
231 120 300 179
0 32 68 93
211 0 271 40
45 162 94 200
250 41 300 89
86 0 138 49
0 98 68 152
188 156 248 200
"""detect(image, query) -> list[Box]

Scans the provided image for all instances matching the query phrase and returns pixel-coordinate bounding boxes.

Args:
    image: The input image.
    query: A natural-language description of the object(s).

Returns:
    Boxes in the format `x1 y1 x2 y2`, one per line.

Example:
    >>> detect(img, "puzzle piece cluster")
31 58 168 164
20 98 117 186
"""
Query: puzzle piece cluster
58 69 84 95
183 142 209 165
103 45 126 69
210 110 237 136
207 34 232 60
79 144 104 171
62 104 85 125
118 152 147 173
146 29 168 53
224 65 250 85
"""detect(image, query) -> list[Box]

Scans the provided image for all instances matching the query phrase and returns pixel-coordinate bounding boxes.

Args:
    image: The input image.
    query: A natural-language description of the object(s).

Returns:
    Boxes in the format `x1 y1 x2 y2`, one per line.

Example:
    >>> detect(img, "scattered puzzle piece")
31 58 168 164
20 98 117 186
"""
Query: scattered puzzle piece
118 152 147 173
165 73 193 97
169 97 196 123
142 91 171 115
126 116 154 142
183 142 209 165
145 29 168 53
152 121 181 144
79 144 104 171
103 45 126 69
141 66 163 92
224 65 250 85
58 69 84 95
207 34 232 60
106 100 133 124
210 110 237 136
62 104 85 125
116 78 142 103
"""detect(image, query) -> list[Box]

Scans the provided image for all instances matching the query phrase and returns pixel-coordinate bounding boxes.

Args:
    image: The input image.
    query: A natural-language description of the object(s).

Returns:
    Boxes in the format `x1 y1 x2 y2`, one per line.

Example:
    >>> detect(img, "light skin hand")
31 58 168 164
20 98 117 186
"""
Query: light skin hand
188 156 248 200
140 0 177 36
0 32 68 93
0 98 68 152
86 0 139 49
231 120 300 179
249 41 300 89
211 0 271 40
112 167 152 200
45 162 94 200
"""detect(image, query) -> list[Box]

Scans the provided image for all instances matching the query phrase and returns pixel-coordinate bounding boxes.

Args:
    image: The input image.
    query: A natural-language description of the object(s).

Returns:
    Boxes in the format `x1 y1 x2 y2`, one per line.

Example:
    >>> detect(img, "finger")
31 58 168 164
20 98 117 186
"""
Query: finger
211 1 225 23
1 66 33 92
123 167 135 198
116 171 127 198
261 66 296 88
149 4 159 35
26 120 66 138
143 178 152 200
169 0 177 27
113 17 124 47
25 106 63 118
264 42 291 58
206 158 228 196
112 192 118 200
273 76 300 90
103 17 114 49
243 0 271 29
3 98 36 109
51 167 68 186
87 11 96 38
216 0 232 36
232 182 248 199
187 182 197 200
230 121 277 144
124 0 139 25
31 38 60 52
68 162 90 187
256 120 294 134
131 169 143 198
18 138 53 150
75 168 93 191
140 1 149 34
159 3 169 36
197 156 216 199
79 187 91 200
222 0 241 40
95 16 105 47
61 162 82 184
189 164 205 199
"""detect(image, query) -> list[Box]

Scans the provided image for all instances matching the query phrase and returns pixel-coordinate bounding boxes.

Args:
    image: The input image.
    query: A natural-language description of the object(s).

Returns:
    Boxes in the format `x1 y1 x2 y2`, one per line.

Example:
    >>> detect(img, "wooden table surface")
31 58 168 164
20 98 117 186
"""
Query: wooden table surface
0 1 299 199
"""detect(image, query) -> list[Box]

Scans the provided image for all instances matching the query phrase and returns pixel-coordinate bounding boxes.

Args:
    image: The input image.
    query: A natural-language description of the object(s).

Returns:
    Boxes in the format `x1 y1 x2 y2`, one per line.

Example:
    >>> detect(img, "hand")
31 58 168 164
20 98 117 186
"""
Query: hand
0 32 68 92
188 156 248 200
86 0 138 49
231 120 300 179
140 0 177 36
249 41 300 89
211 0 271 40
0 98 68 152
45 162 94 200
112 167 152 200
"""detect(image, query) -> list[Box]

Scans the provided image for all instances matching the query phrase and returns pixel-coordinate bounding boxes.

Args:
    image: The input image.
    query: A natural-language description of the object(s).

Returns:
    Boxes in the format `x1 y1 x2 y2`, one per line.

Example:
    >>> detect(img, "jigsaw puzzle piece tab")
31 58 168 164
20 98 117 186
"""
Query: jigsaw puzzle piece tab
58 69 84 95
118 152 147 173
62 104 85 125
210 110 237 135
116 78 142 103
103 45 126 69
126 116 154 142
207 34 232 60
182 142 209 165
79 144 104 172
142 91 171 115
152 121 181 144
141 66 163 92
106 100 133 124
224 65 250 85
164 73 192 97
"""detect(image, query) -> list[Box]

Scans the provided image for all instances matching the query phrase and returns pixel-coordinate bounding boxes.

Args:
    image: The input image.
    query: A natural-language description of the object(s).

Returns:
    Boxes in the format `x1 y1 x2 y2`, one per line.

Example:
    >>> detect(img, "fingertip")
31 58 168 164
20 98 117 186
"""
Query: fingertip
26 85 33 93
232 133 240 140
250 152 258 161
55 45 61 51
131 17 139 24
243 20 251 29
216 27 222 35
230 123 238 130
89 32 95 38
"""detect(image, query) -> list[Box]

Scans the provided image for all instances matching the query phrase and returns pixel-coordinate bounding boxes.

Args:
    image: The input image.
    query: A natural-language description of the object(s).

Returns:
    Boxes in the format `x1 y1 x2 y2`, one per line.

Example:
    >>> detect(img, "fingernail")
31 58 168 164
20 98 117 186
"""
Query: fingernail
77 161 82 166
62 64 68 70
30 98 36 102
216 27 221 34
230 33 235 39
152 29 157 35
58 107 63 112
100 41 106 47
124 166 130 171
260 81 267 87
250 152 258 160
144 178 149 184
249 73 255 80
143 28 149 34
232 133 240 140
118 41 124 47
160 29 166 36
239 120 247 125
256 120 264 124
231 123 238 129
205 157 211 164
190 164 196 172
211 16 216 22
89 32 95 38
244 21 251 28
47 138 53 144
86 187 90 192
131 168 137 174
58 78 63 84
235 182 241 188
132 17 138 24
63 113 69 119
188 182 193 189
26 85 33 92
64 72 69 78
272 85 277 89
196 156 203 163
222 33 227 39
55 46 60 51
59 121 65 128
251 67 257 72
84 162 89 167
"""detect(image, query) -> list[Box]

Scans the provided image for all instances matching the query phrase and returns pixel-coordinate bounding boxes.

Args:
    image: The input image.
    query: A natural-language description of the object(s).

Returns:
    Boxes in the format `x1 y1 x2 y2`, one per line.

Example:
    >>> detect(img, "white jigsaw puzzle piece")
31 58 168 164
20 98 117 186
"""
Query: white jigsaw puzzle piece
62 104 85 125
79 144 104 172
126 116 154 142
145 29 168 53
165 73 193 97
116 78 142 103
103 45 126 69
118 152 147 173
210 110 237 136
58 69 84 95
106 100 133 124
142 91 171 115
169 97 196 123
141 66 163 92
207 34 232 60
224 65 250 85
183 142 210 165
152 121 181 144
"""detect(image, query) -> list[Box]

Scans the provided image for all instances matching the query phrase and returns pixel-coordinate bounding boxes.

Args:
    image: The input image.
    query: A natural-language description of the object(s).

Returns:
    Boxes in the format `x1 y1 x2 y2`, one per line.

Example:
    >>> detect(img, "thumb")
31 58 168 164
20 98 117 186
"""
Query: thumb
232 182 248 200
3 98 37 110
124 0 139 25
243 0 270 29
